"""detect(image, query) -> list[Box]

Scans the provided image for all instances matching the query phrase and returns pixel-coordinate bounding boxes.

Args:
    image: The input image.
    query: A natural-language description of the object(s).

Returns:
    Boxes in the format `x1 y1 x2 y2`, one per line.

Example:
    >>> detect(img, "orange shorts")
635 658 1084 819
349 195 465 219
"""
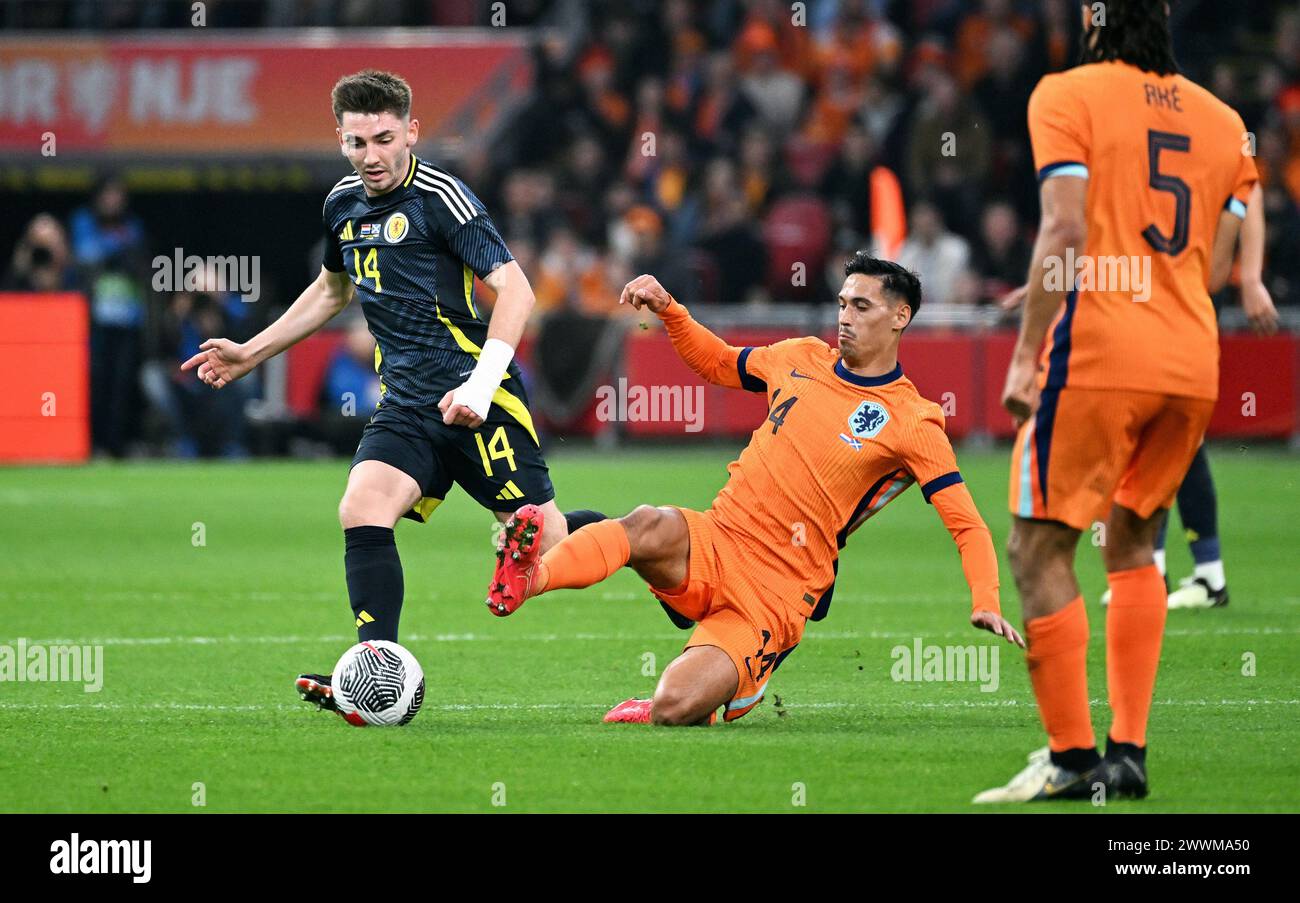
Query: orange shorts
650 507 807 722
1009 386 1215 531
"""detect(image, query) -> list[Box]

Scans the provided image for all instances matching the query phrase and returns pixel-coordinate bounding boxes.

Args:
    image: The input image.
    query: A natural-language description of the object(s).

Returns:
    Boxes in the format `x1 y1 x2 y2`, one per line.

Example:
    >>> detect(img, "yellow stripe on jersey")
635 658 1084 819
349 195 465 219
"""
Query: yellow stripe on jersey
433 300 537 445
373 342 387 397
463 263 479 320
435 300 487 358
491 386 539 446
403 154 418 187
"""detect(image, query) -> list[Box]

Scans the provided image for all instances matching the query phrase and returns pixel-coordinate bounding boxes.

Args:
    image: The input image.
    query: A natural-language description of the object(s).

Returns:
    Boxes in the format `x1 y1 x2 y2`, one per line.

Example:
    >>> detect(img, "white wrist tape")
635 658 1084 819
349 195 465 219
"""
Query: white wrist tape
453 337 514 420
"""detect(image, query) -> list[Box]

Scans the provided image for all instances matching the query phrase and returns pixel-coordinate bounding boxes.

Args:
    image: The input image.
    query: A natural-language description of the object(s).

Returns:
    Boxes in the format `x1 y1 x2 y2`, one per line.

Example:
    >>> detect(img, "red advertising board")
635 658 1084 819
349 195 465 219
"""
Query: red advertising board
0 33 532 155
620 329 1298 440
0 293 90 462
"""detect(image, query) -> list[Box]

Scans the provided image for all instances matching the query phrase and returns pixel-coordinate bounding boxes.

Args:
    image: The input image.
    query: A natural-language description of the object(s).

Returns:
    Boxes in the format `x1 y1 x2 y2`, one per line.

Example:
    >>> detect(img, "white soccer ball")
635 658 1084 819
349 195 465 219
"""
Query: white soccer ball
331 640 425 726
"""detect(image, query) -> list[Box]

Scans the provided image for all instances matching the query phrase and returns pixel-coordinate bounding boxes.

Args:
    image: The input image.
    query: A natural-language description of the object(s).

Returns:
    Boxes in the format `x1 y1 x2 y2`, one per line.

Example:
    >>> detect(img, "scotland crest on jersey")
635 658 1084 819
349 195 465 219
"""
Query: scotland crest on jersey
384 212 409 243
848 401 890 439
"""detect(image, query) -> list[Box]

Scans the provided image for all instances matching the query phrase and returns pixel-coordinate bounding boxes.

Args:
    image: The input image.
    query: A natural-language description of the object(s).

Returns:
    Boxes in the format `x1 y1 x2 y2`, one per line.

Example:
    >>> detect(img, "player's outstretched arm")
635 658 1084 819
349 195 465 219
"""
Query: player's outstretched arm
181 266 354 389
930 482 1025 648
620 274 747 389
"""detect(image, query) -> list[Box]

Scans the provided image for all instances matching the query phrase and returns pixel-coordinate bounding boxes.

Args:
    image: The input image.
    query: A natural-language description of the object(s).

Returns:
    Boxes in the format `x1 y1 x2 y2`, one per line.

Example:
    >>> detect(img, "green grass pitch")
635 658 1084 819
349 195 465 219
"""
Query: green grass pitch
0 445 1296 812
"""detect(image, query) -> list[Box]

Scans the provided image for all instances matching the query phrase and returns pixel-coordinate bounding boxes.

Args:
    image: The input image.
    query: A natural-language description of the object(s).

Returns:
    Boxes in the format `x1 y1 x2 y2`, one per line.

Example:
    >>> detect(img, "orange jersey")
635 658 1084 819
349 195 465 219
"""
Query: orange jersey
1028 60 1258 400
659 299 1000 619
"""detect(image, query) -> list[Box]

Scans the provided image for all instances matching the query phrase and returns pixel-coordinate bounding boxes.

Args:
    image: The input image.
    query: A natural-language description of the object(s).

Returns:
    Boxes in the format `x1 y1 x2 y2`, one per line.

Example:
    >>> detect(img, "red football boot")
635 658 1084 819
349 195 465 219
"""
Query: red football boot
486 504 544 617
603 698 653 723
602 698 719 725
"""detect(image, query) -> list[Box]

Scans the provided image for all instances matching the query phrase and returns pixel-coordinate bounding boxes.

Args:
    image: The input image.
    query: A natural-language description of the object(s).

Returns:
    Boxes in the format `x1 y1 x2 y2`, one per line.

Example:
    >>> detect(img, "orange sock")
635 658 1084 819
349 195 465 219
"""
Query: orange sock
533 520 631 596
1025 596 1096 752
1105 563 1167 747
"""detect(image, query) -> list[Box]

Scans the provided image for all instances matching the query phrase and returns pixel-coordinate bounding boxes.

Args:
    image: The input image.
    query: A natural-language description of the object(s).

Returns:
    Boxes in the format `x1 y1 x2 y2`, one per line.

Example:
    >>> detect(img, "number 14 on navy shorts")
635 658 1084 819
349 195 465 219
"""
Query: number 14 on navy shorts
351 402 555 521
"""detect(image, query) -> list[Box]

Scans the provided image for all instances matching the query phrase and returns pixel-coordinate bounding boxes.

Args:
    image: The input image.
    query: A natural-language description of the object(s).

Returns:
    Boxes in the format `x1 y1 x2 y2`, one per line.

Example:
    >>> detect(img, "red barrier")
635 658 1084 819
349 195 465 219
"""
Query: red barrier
618 328 1299 440
1212 335 1297 436
888 332 980 438
0 293 90 462
284 330 346 419
980 333 1020 439
623 328 785 436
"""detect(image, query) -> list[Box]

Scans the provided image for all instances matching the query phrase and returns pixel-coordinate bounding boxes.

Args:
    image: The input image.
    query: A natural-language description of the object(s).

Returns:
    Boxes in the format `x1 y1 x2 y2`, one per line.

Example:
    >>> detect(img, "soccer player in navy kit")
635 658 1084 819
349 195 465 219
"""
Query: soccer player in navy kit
181 70 603 715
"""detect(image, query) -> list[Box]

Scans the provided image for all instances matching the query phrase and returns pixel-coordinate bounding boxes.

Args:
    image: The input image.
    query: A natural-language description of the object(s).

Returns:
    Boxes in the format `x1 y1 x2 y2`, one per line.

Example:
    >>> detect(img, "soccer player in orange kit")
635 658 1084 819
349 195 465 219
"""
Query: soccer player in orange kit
977 2 1260 802
485 254 1024 726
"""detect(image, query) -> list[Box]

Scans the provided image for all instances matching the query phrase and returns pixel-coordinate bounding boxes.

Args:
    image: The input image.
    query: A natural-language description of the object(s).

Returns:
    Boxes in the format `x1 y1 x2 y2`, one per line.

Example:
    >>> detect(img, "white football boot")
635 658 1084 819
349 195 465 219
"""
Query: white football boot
973 747 1096 803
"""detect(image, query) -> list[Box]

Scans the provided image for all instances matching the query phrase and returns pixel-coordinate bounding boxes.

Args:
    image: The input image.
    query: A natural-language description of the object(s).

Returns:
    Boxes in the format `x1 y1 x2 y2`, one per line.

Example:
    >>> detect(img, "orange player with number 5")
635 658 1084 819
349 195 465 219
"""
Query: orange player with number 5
979 1 1262 803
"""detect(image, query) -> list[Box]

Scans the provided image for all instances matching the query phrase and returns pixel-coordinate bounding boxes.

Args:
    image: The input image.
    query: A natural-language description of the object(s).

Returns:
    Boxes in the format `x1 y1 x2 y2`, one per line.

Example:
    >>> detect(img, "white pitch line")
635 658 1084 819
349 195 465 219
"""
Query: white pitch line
779 698 1300 710
0 699 1293 713
6 632 685 647
9 625 1297 648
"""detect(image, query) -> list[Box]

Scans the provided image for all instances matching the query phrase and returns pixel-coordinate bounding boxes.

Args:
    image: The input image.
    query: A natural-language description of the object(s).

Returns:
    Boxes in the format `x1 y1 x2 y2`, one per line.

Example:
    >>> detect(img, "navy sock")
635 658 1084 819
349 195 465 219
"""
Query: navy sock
564 509 607 533
1176 445 1219 562
344 525 403 642
1051 746 1102 774
1106 736 1146 765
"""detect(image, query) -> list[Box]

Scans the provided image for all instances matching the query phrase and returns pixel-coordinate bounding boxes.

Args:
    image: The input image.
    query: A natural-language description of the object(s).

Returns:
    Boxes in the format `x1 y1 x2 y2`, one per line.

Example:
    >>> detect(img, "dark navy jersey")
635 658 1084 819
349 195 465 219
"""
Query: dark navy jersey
321 154 524 412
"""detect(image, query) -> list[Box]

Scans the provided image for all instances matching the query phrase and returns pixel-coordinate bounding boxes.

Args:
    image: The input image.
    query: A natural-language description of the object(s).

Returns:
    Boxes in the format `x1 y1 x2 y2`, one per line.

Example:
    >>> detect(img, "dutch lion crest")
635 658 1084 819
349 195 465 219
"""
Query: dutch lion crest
848 401 890 439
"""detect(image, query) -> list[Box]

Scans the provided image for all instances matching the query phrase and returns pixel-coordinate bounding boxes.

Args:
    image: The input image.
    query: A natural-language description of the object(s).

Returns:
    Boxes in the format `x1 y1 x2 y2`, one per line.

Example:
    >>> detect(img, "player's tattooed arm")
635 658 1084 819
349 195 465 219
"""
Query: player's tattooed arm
1002 175 1087 426
182 266 354 389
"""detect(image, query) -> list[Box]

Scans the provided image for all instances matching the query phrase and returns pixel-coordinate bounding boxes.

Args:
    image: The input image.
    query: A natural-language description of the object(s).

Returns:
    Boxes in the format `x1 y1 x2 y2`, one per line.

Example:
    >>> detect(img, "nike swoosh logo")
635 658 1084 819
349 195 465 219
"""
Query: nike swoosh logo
790 369 813 379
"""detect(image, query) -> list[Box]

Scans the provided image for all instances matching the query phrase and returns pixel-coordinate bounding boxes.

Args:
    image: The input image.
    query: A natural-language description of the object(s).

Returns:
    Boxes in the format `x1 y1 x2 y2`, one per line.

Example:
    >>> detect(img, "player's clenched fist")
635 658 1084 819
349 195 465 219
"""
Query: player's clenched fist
620 274 674 314
180 338 254 390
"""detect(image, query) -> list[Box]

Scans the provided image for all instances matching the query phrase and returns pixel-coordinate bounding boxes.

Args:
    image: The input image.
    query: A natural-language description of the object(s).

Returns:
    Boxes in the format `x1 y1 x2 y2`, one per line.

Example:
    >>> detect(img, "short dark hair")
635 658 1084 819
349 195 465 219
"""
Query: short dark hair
1079 0 1179 76
331 69 412 123
843 251 922 326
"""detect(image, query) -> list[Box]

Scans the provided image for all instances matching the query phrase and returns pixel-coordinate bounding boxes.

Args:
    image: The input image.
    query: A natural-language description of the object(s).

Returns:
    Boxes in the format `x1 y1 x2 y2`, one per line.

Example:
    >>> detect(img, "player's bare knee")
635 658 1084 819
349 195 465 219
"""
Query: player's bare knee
1102 534 1155 572
1102 507 1161 571
650 688 706 726
1006 526 1035 586
621 505 674 561
338 494 360 528
338 490 391 529
619 505 661 542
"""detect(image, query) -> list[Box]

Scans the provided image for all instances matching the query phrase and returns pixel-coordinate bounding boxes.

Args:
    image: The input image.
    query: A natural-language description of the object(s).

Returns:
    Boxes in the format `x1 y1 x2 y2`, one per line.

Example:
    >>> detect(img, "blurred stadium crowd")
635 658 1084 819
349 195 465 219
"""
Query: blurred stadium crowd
4 0 1299 457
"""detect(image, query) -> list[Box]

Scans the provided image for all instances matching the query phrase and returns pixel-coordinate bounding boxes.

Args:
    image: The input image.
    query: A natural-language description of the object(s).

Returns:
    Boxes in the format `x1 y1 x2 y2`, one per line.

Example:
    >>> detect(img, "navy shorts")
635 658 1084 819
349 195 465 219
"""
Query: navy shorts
351 400 555 522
